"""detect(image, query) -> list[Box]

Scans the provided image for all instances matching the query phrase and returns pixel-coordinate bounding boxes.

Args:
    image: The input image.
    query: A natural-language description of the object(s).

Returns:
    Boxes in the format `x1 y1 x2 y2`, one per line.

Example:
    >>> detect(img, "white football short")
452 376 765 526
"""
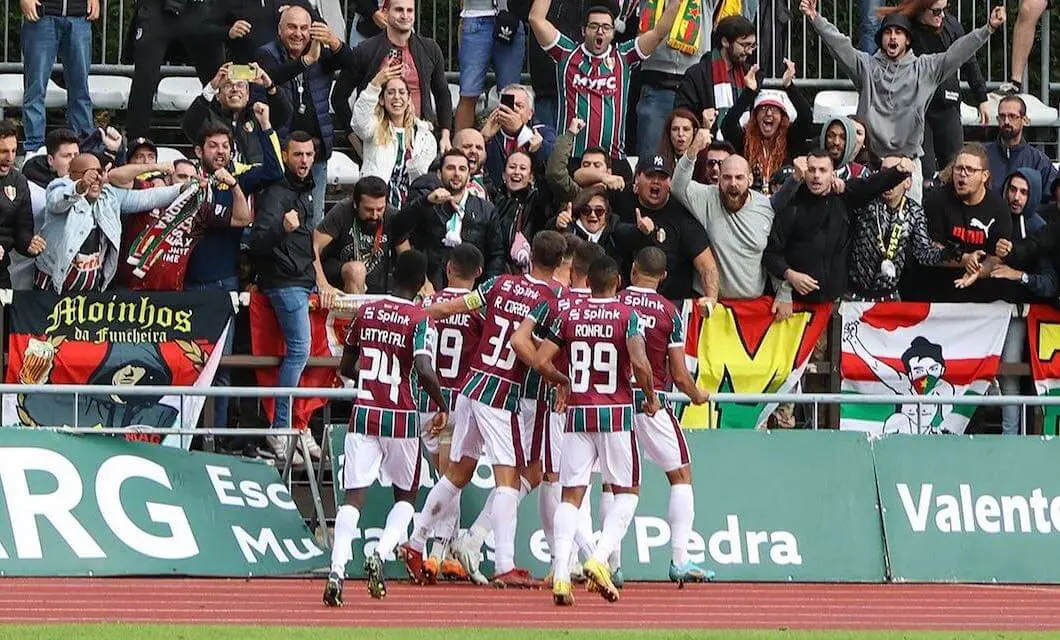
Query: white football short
342 432 422 492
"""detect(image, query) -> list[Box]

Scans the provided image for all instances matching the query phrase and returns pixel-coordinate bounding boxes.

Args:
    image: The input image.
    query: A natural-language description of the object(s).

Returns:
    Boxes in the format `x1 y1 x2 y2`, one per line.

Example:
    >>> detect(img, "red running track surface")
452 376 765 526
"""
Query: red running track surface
2 579 1060 630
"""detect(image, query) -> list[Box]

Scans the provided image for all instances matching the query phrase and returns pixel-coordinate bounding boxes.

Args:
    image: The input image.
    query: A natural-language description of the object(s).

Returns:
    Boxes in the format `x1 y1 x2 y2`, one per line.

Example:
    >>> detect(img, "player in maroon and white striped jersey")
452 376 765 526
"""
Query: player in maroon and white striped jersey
529 255 659 606
325 250 448 606
417 244 485 584
403 231 567 589
617 247 713 586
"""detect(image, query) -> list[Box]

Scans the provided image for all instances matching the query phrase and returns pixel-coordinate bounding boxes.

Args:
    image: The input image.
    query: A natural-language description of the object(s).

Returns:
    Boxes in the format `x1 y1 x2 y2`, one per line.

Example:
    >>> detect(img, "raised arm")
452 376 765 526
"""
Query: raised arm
802 0 868 86
528 0 559 48
928 10 1001 84
635 0 682 57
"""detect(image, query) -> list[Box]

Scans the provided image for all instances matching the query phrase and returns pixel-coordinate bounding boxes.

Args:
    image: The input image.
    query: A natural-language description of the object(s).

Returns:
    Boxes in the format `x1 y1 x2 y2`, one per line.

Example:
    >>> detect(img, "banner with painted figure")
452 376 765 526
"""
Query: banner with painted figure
679 297 832 429
249 293 376 428
2 291 233 448
1026 304 1060 435
839 302 1011 435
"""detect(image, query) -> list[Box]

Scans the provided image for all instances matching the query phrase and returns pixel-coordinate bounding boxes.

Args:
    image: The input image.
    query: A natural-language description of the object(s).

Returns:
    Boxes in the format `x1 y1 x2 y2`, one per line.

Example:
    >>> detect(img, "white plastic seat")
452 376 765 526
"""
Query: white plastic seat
960 102 983 126
0 74 67 108
326 151 360 185
812 90 859 124
88 75 132 110
154 77 203 111
1018 94 1059 126
627 155 638 173
156 146 186 164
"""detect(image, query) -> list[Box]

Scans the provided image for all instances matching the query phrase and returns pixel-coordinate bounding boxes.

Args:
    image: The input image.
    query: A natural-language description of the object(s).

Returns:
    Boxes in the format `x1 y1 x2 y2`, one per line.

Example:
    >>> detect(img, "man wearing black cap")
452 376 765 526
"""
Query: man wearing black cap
128 138 158 166
799 0 1005 205
528 0 681 163
618 153 718 302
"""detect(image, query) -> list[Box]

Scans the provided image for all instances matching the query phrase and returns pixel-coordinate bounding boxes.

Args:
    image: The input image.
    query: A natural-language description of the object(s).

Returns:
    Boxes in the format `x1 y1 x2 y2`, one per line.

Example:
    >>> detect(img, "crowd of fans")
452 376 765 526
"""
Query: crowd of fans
7 0 1060 448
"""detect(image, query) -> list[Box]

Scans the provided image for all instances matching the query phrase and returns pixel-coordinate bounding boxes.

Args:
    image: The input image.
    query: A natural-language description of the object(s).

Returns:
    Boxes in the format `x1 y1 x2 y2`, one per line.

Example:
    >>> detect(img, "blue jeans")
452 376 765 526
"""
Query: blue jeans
1000 319 1027 435
857 0 881 54
458 16 527 96
311 160 326 228
21 16 93 151
265 286 312 428
636 84 676 161
185 276 239 427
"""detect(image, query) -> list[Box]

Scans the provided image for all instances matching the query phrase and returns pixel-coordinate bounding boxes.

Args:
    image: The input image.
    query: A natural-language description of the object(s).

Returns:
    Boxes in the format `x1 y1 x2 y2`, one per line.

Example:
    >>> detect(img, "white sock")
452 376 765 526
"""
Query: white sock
594 493 638 566
468 488 497 548
411 476 461 551
375 500 415 560
574 491 594 561
538 481 560 560
551 501 578 583
669 484 695 567
599 490 621 569
330 504 360 576
491 486 521 575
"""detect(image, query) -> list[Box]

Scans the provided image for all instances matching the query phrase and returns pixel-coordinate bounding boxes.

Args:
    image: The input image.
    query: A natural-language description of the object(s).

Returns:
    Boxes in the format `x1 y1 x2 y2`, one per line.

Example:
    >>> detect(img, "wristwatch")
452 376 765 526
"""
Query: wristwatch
1021 272 1030 285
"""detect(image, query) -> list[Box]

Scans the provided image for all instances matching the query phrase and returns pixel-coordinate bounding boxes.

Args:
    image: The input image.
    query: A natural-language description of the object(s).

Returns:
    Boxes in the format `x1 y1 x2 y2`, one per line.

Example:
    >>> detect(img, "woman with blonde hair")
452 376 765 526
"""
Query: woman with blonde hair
352 66 438 207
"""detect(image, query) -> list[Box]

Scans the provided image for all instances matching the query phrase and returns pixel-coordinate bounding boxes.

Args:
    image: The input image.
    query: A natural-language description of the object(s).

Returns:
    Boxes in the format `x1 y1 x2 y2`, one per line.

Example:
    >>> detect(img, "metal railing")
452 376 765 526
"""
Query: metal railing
0 0 1055 98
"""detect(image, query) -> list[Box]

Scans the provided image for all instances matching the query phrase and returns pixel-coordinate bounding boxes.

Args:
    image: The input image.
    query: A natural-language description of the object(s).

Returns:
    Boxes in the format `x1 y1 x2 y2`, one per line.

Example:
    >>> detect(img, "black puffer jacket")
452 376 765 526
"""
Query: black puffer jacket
248 169 316 289
491 183 553 273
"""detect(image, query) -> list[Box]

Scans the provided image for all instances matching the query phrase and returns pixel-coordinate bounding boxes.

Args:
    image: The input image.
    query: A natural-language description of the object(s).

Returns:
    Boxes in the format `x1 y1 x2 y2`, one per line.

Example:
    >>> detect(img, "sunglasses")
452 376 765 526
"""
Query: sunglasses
929 7 944 15
705 159 724 167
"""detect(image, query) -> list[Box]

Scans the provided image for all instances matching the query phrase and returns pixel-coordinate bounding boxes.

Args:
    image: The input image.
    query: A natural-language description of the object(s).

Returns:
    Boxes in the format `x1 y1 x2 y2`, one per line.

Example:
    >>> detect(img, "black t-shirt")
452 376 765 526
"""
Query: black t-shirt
318 200 401 294
901 186 1012 302
636 196 710 301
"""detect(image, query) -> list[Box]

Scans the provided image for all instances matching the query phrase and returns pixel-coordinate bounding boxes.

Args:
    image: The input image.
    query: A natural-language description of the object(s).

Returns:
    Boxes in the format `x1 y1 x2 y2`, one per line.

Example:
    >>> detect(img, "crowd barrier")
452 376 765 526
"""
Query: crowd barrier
4 427 1058 581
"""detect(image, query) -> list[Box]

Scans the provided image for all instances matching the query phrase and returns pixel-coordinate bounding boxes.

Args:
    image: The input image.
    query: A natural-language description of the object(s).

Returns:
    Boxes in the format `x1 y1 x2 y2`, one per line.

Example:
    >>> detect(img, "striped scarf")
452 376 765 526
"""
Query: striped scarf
639 0 703 54
711 49 746 121
126 181 206 280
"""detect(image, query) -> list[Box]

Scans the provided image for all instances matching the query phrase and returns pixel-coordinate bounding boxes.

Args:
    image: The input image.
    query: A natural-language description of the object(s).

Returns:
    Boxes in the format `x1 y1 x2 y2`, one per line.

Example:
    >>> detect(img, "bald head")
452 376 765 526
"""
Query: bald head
69 153 101 177
454 128 485 173
720 154 751 178
719 154 752 212
279 5 312 56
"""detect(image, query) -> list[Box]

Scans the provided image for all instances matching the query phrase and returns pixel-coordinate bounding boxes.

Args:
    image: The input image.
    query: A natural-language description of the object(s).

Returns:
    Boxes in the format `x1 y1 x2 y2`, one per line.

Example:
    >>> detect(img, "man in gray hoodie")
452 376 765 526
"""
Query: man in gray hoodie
800 0 1005 204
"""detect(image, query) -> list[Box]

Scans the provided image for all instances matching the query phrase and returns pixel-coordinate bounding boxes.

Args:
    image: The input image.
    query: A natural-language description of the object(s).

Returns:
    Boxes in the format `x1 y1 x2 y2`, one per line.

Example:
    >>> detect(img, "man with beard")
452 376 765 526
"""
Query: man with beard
394 149 505 289
986 96 1057 201
905 143 1011 304
764 150 910 320
674 16 756 126
454 129 491 202
822 117 871 181
313 175 410 300
800 0 1005 204
672 130 775 299
249 131 321 465
618 154 719 302
182 62 291 164
847 156 957 301
528 0 681 163
0 121 45 289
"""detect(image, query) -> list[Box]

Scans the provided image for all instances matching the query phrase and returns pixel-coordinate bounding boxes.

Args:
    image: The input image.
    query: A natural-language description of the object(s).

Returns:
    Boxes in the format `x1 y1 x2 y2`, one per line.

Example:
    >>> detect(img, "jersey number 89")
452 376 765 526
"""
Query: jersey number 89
570 341 618 394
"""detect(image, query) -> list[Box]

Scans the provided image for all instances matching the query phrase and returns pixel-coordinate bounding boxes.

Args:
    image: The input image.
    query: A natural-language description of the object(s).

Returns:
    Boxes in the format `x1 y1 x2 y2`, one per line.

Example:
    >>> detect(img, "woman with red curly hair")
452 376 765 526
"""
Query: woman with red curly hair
719 59 814 193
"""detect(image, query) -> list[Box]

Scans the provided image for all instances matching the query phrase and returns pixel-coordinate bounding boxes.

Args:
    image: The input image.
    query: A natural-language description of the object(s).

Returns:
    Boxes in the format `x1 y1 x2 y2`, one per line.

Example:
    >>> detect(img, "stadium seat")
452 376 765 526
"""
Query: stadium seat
0 75 67 109
484 85 500 115
448 83 461 114
1017 94 1059 126
156 146 186 163
326 151 360 185
812 90 858 124
627 155 638 173
154 77 203 111
960 102 983 126
88 75 132 110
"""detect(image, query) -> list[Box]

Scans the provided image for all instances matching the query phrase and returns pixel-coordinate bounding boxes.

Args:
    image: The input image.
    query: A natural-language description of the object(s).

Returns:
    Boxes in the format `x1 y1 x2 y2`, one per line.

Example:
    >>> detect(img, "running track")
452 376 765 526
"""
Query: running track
3 579 1060 630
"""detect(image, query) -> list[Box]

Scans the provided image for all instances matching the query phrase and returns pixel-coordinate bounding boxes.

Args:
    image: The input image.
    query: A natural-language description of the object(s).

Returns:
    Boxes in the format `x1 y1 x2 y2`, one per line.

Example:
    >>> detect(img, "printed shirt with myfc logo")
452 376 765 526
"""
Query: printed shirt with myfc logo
345 296 436 438
460 273 560 413
416 287 484 413
546 33 645 160
617 286 683 414
545 298 642 433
